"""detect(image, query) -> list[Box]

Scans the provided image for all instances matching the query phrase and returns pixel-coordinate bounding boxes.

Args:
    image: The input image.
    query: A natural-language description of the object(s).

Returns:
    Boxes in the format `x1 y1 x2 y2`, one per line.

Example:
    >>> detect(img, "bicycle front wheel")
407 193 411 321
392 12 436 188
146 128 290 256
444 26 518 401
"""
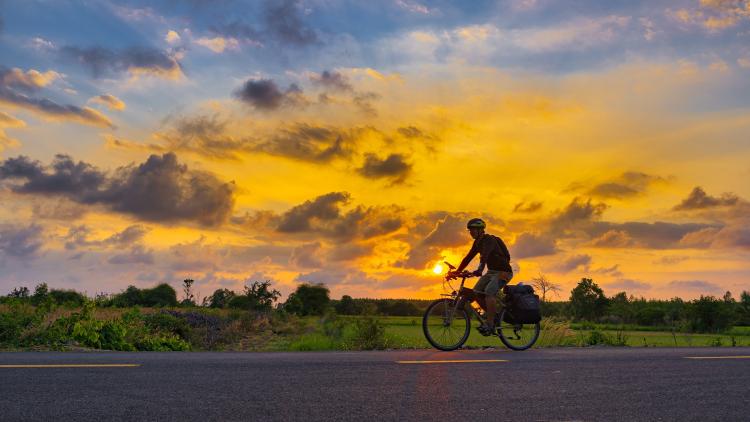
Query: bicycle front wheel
497 309 540 351
422 298 471 351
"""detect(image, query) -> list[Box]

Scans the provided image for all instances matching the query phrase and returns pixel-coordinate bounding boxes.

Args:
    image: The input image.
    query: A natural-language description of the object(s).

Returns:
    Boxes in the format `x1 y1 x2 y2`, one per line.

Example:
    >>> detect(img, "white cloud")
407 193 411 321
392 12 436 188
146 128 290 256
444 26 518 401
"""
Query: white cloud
165 30 181 44
194 36 240 53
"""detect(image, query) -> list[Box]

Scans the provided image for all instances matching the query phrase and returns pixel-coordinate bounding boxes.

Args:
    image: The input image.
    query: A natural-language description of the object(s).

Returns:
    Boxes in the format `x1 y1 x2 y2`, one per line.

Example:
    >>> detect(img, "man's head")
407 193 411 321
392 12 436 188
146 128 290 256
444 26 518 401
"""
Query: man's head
466 218 486 239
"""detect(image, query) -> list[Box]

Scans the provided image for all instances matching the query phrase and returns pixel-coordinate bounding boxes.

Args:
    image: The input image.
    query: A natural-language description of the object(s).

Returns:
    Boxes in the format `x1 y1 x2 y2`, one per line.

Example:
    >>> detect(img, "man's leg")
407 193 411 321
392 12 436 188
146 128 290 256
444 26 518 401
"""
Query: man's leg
484 294 496 329
482 271 502 330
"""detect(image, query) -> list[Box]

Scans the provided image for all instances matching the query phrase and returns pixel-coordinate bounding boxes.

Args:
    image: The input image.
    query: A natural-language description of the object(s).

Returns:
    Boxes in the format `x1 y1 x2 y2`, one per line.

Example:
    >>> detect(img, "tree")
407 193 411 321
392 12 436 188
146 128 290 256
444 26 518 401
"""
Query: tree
569 278 609 321
208 288 236 308
531 274 561 302
284 283 330 316
228 281 281 312
739 291 750 325
141 284 178 307
8 286 29 298
607 291 632 323
32 283 49 304
335 295 358 315
181 279 195 306
688 295 735 332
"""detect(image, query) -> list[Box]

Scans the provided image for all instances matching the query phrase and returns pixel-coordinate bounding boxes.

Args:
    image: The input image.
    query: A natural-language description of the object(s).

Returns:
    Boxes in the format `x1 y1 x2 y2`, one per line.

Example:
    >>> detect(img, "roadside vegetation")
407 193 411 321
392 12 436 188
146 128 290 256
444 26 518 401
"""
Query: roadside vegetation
1 277 749 351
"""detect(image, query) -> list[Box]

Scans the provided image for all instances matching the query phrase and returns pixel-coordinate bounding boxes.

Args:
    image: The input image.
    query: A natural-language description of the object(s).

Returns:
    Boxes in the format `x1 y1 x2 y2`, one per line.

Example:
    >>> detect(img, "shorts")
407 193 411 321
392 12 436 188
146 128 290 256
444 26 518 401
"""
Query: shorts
474 270 513 297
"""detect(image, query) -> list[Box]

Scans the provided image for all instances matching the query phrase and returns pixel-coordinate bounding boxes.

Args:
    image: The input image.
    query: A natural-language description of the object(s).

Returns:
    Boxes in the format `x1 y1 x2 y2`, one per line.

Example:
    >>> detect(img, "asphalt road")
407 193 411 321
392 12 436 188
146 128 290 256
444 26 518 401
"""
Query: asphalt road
1 347 749 421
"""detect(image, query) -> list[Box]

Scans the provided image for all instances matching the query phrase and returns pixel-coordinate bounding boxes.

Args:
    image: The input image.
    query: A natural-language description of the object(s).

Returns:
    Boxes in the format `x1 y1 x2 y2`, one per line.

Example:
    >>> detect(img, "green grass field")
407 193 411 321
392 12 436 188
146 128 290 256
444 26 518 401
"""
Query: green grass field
375 316 750 349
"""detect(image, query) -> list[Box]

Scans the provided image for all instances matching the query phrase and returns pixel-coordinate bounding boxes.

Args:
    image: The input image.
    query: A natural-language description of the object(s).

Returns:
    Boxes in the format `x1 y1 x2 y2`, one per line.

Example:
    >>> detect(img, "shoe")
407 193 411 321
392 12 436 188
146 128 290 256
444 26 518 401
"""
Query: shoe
476 323 495 336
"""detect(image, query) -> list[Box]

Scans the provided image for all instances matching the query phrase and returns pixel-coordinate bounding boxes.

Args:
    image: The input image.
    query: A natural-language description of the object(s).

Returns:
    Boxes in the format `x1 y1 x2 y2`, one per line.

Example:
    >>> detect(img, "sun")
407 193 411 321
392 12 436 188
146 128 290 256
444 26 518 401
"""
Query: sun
432 263 443 274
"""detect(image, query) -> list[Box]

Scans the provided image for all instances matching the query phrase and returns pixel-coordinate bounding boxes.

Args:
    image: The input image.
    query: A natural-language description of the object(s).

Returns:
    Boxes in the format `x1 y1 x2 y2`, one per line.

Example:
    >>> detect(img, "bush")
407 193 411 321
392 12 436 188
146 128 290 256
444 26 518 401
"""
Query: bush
580 329 628 347
284 283 330 316
687 295 735 333
346 317 391 350
111 284 178 308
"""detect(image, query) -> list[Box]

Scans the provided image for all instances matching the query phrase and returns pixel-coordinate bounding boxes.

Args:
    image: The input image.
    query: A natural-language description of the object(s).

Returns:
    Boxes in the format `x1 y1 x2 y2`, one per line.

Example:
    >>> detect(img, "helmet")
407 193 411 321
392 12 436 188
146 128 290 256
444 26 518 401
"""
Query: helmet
466 218 486 229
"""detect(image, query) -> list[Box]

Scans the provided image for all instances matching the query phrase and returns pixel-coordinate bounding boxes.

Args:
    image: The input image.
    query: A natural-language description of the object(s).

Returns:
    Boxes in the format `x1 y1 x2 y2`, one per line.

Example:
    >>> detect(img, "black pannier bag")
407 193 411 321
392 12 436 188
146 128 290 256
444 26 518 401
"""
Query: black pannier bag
501 284 541 324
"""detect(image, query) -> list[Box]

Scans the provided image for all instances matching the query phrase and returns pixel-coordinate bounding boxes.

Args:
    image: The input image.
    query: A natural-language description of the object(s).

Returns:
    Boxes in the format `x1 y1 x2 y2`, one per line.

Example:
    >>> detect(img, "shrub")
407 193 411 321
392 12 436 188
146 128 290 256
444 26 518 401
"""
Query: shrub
580 329 628 347
111 284 178 307
284 283 330 316
346 317 390 350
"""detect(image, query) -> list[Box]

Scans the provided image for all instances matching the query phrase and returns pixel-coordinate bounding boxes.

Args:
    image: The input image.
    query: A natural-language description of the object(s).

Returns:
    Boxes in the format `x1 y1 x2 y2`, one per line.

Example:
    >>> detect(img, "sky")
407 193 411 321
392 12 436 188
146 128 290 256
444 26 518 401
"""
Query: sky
0 0 749 301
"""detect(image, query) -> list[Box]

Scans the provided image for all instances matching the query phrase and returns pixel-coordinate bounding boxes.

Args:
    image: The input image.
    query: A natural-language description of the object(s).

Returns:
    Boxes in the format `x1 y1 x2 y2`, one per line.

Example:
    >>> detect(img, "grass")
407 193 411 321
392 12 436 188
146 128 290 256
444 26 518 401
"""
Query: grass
375 316 750 349
3 302 749 351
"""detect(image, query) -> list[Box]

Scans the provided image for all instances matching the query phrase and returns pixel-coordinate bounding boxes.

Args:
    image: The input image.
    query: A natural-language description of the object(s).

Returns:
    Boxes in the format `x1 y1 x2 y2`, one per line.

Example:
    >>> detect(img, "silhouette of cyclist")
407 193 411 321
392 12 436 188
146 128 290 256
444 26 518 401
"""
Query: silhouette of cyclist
447 218 513 335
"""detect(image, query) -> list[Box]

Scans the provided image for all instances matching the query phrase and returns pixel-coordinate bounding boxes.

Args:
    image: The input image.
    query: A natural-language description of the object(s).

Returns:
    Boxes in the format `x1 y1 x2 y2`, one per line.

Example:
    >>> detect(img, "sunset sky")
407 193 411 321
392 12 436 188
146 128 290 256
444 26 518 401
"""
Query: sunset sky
1 0 749 301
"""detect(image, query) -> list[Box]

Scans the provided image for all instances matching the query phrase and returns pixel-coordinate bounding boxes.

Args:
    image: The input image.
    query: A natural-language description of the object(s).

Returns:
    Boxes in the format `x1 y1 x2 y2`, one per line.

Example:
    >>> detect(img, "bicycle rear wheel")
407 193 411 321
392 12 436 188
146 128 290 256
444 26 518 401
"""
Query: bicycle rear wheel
497 309 540 351
422 298 471 351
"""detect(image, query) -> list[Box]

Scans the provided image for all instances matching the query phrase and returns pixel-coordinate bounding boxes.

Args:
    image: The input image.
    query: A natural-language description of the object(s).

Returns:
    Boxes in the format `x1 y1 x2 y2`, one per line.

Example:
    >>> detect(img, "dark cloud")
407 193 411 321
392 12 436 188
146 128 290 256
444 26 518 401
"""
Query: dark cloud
589 229 634 247
289 242 323 268
64 225 149 250
0 86 113 128
155 114 251 160
310 70 352 92
510 232 557 258
253 191 402 242
0 224 43 258
673 186 739 210
550 197 608 231
679 226 750 250
554 254 591 273
421 214 471 248
352 91 380 116
278 192 350 233
264 0 318 46
593 264 622 277
606 279 651 291
357 153 412 184
397 213 477 270
328 243 374 262
513 201 543 213
31 199 88 221
395 126 441 151
667 280 722 293
233 78 306 110
60 46 182 79
252 123 370 163
0 152 235 226
653 255 689 265
107 245 154 265
588 172 665 199
589 221 718 249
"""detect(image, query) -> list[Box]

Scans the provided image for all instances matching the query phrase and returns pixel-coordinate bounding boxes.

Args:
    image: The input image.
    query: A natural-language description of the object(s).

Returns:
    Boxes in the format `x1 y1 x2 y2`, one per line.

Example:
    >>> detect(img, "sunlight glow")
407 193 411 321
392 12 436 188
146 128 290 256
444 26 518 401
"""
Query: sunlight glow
432 263 443 274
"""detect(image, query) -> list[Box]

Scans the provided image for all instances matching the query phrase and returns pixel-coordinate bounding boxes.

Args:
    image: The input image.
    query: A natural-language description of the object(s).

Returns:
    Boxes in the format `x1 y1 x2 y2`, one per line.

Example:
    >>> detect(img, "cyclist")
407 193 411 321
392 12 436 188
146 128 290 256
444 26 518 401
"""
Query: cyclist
447 218 513 335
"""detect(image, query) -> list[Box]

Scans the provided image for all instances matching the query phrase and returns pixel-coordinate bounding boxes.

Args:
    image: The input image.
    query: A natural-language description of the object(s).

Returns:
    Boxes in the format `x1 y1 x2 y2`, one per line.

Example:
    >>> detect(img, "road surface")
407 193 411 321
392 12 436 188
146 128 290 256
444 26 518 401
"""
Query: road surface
1 347 749 421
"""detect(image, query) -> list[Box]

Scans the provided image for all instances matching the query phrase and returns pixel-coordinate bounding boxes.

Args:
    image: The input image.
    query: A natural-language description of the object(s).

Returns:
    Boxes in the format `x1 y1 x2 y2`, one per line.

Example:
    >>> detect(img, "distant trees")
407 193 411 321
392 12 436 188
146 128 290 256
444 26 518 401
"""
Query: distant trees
569 278 609 321
283 283 331 316
111 284 178 307
740 291 750 325
208 288 236 309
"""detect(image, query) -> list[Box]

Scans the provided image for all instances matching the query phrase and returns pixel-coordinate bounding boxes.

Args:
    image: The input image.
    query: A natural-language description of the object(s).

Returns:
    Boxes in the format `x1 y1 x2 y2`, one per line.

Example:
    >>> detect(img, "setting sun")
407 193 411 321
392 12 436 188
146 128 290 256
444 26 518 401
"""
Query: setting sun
432 264 443 275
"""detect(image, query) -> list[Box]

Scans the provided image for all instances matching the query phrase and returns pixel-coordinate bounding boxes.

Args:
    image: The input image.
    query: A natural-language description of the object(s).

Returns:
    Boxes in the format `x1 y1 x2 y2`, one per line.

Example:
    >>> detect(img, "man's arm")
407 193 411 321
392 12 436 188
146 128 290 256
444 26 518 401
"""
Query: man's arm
473 262 485 276
455 244 478 273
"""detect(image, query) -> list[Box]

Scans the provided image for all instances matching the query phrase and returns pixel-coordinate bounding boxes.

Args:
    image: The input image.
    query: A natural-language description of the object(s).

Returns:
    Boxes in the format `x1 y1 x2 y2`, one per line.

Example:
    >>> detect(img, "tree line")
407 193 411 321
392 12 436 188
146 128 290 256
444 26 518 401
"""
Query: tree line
3 278 749 333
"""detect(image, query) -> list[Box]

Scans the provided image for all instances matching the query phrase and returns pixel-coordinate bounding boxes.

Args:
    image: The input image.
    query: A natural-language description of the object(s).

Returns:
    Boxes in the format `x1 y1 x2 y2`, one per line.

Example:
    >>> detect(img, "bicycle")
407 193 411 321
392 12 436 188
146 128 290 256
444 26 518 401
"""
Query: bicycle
422 261 540 351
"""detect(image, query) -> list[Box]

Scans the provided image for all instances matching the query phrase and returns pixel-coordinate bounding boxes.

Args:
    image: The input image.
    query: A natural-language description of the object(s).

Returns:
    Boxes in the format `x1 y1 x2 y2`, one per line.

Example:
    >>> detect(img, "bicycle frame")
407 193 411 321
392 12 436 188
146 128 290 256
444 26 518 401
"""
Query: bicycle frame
441 273 505 328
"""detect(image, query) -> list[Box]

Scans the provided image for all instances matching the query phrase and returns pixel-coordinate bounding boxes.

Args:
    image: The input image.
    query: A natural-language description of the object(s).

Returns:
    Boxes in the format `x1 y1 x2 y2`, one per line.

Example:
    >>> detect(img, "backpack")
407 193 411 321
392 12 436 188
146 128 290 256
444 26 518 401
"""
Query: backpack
502 283 541 324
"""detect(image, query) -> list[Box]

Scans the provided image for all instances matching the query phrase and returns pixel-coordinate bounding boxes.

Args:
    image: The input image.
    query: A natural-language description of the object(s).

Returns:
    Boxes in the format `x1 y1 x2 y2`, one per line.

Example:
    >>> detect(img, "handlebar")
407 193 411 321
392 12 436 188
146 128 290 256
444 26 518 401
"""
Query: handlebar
445 270 476 281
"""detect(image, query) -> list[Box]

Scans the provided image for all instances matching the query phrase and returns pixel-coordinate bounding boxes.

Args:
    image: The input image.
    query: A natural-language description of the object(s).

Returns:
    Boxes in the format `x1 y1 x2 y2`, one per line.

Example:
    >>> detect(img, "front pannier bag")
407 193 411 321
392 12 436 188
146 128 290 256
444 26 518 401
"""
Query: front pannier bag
502 284 542 324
